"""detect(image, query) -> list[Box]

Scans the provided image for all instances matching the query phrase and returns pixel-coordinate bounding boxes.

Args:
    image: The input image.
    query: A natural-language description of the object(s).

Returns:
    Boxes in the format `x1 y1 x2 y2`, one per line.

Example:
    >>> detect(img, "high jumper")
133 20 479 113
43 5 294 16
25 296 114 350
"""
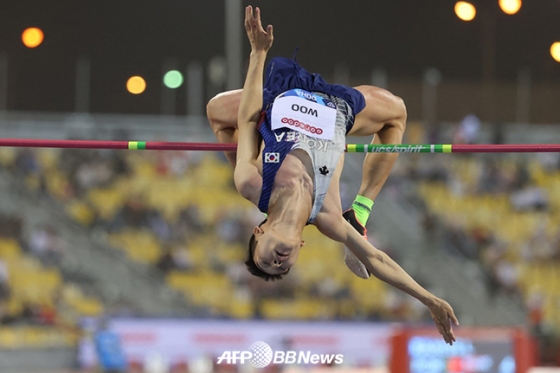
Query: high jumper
207 6 459 345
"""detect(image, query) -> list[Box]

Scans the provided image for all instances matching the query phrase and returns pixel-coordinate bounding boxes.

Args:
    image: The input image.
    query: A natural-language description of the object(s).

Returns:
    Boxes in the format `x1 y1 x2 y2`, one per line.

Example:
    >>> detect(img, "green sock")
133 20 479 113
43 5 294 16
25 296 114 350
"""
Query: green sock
351 195 374 226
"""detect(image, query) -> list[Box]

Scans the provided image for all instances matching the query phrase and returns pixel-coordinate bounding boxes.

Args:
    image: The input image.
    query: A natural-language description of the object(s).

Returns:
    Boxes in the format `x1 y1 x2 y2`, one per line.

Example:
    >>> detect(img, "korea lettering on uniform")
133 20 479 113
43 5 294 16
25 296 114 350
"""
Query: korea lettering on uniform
274 131 330 152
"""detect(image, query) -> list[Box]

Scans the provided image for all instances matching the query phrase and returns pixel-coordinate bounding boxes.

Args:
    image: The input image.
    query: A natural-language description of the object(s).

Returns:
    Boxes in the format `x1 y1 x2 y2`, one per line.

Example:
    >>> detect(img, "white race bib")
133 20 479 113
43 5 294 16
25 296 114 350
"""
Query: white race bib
271 89 337 140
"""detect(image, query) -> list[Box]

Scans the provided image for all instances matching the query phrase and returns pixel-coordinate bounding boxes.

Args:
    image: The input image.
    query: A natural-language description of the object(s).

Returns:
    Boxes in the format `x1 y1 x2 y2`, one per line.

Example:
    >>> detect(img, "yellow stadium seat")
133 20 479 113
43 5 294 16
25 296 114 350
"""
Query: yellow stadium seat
260 299 335 320
0 328 18 348
0 148 16 167
36 149 59 171
167 271 234 308
227 300 254 319
87 187 126 220
109 229 162 264
44 169 69 200
0 238 22 259
71 298 104 316
65 201 95 226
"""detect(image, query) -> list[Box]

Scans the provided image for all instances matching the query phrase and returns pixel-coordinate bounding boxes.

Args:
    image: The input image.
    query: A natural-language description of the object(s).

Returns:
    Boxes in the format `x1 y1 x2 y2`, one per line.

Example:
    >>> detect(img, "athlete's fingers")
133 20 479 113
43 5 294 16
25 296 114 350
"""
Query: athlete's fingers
437 321 452 345
442 319 456 345
449 308 460 326
244 6 252 33
255 7 265 32
267 25 274 40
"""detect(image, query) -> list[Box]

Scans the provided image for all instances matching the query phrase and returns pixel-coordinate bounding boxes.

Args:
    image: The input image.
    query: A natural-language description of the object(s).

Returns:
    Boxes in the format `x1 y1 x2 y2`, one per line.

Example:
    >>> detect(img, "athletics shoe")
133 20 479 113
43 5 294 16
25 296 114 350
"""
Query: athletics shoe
342 209 371 279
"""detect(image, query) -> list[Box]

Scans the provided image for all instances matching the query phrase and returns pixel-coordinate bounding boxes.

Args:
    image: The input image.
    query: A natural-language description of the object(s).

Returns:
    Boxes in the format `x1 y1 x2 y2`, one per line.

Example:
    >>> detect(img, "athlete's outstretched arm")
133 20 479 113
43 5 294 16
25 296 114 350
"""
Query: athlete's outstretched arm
316 216 459 345
233 6 273 202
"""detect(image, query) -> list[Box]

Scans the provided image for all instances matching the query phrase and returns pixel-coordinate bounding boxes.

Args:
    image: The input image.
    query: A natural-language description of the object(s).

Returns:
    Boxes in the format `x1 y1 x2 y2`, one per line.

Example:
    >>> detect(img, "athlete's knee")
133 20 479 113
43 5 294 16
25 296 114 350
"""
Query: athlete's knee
206 90 242 132
206 94 223 129
392 95 407 131
374 93 407 142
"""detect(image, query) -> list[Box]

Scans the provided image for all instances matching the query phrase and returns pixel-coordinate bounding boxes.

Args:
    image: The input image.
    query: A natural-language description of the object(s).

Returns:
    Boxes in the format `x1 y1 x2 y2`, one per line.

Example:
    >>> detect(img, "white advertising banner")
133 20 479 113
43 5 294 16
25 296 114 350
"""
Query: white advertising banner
79 319 393 368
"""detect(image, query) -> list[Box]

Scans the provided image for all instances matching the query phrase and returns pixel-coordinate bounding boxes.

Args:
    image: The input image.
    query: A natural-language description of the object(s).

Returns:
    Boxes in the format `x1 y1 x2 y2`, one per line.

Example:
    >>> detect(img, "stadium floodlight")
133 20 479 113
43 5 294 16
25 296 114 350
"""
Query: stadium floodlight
163 70 184 89
127 76 147 95
22 27 44 48
499 0 522 15
551 42 560 63
454 1 477 22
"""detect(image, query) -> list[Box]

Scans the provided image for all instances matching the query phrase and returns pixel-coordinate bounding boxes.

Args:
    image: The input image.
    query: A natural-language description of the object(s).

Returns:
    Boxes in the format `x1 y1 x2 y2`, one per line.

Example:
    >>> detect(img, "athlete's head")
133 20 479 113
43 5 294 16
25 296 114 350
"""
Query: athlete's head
245 219 305 281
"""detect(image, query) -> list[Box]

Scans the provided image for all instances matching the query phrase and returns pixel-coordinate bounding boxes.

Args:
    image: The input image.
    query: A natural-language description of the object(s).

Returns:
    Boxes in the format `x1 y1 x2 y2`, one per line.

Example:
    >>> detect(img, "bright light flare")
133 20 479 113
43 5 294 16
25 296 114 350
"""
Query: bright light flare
163 70 184 89
551 42 560 63
127 76 147 94
499 0 522 15
455 2 477 22
22 27 44 48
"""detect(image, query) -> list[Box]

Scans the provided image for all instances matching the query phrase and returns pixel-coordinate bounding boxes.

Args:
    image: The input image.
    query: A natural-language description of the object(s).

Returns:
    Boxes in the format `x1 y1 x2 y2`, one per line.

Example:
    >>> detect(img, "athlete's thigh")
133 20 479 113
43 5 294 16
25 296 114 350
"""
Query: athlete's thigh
347 85 405 137
318 155 345 217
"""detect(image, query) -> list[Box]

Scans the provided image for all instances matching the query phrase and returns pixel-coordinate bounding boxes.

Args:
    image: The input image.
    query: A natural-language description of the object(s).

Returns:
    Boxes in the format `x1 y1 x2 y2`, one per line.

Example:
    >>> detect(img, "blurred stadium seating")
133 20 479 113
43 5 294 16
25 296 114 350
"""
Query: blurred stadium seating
1 138 560 368
0 146 426 326
414 153 560 332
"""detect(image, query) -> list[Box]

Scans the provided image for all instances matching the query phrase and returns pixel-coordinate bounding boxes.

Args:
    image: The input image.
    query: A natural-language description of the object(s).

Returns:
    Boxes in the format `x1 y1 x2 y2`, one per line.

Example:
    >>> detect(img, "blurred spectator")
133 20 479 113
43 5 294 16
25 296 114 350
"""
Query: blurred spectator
521 222 557 262
156 248 175 273
477 159 505 194
493 260 520 298
171 247 194 272
147 209 171 242
109 194 150 231
510 186 548 211
442 218 478 259
537 152 560 173
14 149 40 177
37 302 58 326
0 259 10 302
156 246 194 273
453 114 481 144
28 225 66 267
509 162 531 192
155 150 192 177
226 262 252 290
0 214 23 239
527 289 545 335
173 205 205 241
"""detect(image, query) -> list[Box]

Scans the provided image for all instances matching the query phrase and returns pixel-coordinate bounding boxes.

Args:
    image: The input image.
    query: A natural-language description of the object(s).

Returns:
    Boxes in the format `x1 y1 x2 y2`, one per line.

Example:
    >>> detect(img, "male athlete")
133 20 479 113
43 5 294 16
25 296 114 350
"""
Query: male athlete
209 18 407 280
208 6 459 345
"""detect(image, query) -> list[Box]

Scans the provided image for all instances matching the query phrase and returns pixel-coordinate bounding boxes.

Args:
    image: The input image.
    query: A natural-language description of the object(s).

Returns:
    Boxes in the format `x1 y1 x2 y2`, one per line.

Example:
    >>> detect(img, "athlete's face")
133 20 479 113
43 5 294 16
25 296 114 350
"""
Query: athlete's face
252 225 304 275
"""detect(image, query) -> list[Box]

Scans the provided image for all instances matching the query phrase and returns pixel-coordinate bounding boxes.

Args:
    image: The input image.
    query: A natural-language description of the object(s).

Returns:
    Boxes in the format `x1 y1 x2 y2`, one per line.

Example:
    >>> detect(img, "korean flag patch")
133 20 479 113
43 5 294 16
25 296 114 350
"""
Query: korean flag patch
265 152 280 163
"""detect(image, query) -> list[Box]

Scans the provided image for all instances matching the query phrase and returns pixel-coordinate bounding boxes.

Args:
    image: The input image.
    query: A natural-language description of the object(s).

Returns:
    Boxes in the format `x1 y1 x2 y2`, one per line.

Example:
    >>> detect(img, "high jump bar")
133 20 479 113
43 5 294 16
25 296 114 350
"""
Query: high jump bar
0 139 559 153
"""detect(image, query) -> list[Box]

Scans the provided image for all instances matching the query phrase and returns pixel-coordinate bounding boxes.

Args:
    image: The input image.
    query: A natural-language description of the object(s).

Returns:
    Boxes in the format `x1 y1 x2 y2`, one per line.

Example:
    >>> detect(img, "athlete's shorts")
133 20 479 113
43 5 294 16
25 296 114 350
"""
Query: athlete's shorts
262 56 366 134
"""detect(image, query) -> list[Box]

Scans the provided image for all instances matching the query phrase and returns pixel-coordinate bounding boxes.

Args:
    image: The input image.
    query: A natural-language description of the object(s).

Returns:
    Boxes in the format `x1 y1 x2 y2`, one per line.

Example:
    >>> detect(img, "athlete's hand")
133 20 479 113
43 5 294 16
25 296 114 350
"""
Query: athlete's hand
245 6 273 54
426 297 459 345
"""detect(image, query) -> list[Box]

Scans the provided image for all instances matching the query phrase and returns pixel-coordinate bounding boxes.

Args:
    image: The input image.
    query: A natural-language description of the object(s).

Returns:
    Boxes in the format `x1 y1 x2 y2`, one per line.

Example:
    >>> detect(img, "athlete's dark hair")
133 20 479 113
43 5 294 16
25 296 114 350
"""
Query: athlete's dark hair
245 219 289 281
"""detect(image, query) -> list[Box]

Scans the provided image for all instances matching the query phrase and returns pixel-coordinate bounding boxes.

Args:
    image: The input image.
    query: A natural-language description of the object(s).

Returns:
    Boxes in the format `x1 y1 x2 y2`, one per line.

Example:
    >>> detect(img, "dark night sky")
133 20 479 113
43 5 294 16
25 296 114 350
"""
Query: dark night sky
0 0 559 114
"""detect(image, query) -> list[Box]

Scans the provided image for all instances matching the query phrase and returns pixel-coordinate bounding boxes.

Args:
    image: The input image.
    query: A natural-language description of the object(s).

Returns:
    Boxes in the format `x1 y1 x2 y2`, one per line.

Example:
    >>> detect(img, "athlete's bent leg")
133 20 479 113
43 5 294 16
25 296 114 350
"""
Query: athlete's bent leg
347 85 407 225
206 89 243 167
